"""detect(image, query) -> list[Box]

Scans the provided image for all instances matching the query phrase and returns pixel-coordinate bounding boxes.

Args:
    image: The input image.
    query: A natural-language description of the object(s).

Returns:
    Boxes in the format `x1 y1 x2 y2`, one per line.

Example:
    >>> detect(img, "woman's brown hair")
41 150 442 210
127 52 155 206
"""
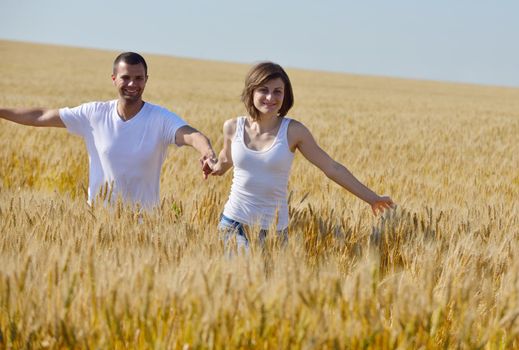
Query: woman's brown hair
241 62 294 120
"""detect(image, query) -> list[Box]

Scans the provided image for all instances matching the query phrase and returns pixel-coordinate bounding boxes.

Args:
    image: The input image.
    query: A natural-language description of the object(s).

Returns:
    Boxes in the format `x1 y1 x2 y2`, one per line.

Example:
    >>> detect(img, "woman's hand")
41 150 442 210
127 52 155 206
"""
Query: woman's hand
201 157 218 179
369 196 395 215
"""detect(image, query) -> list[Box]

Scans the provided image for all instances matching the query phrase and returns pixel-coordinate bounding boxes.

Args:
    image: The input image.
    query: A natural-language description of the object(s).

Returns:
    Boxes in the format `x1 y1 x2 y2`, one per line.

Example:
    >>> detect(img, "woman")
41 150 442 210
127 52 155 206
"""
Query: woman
207 62 394 250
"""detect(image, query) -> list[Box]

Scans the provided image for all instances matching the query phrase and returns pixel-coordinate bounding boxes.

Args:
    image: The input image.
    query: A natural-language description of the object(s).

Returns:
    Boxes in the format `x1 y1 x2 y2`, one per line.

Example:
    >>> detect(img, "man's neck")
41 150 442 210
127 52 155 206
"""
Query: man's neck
117 99 145 121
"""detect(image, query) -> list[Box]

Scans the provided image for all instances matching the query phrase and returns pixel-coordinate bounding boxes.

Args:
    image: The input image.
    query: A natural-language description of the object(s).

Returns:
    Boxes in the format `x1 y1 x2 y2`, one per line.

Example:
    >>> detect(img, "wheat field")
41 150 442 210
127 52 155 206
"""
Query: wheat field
1 39 519 349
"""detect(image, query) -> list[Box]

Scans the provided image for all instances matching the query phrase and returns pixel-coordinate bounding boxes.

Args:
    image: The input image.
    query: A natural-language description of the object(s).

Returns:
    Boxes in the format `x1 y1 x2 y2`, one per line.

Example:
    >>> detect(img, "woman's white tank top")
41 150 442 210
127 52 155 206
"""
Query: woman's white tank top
223 116 294 230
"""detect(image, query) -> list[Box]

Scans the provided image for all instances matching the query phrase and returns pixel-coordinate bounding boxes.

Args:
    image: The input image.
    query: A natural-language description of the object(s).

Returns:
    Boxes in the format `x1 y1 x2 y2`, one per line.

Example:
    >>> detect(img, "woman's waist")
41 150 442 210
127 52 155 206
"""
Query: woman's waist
228 182 289 203
223 200 289 230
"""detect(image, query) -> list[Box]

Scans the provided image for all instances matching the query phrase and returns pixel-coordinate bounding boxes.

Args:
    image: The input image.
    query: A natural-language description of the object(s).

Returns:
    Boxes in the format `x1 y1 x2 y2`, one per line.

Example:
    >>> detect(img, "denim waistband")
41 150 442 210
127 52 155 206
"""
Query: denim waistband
219 214 244 227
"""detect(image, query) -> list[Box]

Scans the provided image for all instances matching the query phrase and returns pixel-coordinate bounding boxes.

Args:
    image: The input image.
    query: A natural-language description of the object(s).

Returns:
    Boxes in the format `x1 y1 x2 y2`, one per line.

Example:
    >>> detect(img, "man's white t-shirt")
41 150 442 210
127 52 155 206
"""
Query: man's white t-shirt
59 100 187 209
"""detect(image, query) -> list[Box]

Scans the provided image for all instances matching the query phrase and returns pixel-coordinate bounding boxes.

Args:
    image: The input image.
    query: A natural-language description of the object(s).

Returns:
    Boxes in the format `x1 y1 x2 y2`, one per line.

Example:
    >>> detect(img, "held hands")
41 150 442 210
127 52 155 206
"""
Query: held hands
199 155 218 179
369 195 396 215
200 156 229 178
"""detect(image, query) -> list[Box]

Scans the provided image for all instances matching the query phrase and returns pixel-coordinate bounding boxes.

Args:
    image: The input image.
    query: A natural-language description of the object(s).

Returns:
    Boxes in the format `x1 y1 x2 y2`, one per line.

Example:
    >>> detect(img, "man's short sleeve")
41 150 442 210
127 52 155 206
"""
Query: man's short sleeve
59 103 94 137
161 108 188 146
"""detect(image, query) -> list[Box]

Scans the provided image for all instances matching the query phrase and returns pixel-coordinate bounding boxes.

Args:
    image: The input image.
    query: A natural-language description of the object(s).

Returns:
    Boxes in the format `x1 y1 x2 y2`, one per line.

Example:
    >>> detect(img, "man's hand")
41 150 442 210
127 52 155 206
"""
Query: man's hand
200 155 217 179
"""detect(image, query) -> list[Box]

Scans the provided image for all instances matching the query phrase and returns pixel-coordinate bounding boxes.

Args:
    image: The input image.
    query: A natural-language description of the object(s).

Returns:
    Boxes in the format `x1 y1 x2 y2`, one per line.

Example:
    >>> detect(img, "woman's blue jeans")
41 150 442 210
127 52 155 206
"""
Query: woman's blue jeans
218 214 288 254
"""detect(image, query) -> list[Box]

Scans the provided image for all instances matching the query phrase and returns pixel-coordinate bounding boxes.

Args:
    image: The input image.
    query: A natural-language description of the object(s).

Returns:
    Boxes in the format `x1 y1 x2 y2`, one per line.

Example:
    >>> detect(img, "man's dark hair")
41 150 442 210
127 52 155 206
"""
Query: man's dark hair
113 52 148 75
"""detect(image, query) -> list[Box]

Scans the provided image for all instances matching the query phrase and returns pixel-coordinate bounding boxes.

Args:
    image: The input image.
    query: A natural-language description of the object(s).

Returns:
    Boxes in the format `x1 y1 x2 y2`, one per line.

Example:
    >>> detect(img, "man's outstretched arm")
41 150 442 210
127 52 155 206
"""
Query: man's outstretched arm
0 108 65 127
175 125 217 179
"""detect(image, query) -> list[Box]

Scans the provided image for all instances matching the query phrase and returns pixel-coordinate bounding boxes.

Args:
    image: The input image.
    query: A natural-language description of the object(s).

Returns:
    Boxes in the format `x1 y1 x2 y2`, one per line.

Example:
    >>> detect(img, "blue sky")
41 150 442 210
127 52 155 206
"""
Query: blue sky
1 0 518 87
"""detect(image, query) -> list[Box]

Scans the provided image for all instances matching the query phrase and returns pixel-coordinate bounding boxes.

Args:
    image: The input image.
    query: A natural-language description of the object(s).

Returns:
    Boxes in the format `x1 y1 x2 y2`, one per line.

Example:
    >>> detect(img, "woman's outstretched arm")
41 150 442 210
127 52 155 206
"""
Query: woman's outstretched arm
288 120 394 214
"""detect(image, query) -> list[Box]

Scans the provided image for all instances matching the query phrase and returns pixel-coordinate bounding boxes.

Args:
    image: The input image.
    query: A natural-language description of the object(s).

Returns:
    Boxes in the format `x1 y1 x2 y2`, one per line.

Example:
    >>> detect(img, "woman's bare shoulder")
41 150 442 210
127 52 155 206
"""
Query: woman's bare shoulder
287 118 311 137
223 117 239 138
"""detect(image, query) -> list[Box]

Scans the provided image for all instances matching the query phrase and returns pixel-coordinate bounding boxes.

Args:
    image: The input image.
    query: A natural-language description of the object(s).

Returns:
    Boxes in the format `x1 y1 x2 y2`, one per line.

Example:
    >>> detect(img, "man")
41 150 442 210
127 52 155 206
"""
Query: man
0 52 216 209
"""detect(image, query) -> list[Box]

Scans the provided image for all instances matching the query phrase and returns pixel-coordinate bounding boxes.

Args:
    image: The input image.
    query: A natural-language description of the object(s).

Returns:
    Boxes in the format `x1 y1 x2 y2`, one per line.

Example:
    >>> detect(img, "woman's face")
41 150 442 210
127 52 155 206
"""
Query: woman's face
252 77 285 118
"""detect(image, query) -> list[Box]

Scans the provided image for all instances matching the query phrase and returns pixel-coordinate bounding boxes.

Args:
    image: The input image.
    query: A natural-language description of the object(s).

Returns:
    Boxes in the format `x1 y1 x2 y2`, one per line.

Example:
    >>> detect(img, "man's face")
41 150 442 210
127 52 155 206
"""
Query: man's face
112 61 148 103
